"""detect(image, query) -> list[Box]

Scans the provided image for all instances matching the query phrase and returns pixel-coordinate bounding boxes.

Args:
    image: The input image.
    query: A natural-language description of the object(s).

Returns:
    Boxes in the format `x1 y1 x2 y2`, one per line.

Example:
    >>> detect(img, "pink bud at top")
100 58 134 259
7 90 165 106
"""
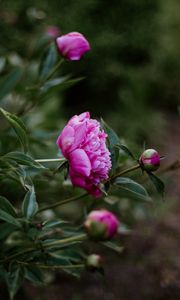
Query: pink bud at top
56 32 90 61
86 254 102 270
84 209 119 240
139 149 160 171
56 112 111 197
46 26 60 39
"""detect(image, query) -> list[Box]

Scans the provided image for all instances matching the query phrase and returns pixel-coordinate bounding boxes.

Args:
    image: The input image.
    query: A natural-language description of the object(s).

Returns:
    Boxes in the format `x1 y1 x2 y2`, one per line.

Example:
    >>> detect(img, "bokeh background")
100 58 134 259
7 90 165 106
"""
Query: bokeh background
0 0 180 299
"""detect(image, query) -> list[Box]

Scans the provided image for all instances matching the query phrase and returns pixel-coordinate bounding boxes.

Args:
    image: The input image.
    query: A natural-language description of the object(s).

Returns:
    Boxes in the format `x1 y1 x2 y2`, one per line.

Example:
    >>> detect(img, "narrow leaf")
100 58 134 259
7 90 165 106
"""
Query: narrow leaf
39 43 57 79
6 266 24 300
0 108 28 153
0 67 22 100
114 177 151 202
147 172 165 196
0 195 17 217
117 144 135 160
4 152 44 169
0 209 21 227
22 186 38 219
101 118 120 171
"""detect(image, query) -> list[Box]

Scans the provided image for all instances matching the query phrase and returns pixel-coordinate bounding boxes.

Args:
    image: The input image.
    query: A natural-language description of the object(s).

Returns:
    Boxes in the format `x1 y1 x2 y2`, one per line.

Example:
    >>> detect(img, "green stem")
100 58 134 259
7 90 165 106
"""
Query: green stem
17 260 84 269
43 233 87 248
35 158 66 163
37 192 88 214
111 164 141 181
44 58 64 81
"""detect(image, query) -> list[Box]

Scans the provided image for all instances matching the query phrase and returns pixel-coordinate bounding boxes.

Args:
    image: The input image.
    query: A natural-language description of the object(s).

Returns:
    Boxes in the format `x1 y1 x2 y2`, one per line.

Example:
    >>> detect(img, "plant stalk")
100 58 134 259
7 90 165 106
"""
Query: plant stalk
37 192 88 214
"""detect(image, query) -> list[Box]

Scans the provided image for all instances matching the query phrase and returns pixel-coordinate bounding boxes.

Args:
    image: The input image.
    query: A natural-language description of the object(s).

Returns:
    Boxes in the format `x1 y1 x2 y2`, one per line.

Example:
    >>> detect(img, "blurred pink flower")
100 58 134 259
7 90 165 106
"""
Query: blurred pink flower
57 112 111 197
84 209 119 240
46 26 60 38
56 32 90 60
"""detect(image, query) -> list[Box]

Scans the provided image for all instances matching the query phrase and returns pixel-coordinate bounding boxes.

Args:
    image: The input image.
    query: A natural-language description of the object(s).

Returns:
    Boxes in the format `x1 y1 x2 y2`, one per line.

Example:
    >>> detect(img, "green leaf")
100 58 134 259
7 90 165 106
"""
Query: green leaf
40 76 69 93
0 223 17 240
40 76 84 99
0 67 22 101
39 43 57 79
0 108 28 153
43 219 68 229
101 118 120 149
25 266 44 285
117 144 135 160
113 177 151 202
101 118 120 171
22 186 38 219
0 209 21 227
147 172 165 196
6 266 24 300
0 195 17 217
4 152 44 169
102 241 124 254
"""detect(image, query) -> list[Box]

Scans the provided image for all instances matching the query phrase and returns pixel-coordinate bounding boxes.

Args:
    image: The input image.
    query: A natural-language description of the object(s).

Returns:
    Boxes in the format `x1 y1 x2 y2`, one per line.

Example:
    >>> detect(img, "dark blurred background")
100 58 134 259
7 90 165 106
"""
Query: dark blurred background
0 0 179 299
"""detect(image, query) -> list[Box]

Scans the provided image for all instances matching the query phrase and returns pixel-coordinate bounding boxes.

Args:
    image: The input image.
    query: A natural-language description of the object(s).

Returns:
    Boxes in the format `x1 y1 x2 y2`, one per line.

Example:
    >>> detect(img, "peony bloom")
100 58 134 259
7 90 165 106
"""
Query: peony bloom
139 149 160 171
84 209 119 240
56 32 90 60
56 112 111 197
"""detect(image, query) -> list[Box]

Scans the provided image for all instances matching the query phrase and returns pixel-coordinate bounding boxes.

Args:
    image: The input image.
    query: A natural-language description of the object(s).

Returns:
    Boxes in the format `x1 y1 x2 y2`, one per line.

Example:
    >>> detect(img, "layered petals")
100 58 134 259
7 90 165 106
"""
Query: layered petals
56 112 111 197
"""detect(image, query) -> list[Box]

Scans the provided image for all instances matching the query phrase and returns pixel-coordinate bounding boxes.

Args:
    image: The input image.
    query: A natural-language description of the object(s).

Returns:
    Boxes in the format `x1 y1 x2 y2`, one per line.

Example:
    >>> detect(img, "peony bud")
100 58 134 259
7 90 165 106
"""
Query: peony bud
86 254 102 271
84 209 119 240
56 32 90 61
46 26 60 39
139 149 160 171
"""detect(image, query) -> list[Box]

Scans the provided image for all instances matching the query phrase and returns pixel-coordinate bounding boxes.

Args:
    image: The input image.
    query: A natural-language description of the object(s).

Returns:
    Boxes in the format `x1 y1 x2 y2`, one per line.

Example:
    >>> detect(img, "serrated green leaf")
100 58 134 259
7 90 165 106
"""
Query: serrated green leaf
39 43 57 79
22 186 38 219
0 108 28 153
147 172 165 196
0 195 17 217
4 152 44 169
113 177 151 202
0 209 21 227
0 67 22 101
6 266 24 300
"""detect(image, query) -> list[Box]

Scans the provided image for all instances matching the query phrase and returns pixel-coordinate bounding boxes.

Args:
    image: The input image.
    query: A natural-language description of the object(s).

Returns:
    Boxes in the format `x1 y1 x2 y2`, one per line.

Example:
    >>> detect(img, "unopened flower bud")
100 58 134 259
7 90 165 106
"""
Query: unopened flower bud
56 32 90 61
139 149 160 171
86 254 102 271
84 209 119 240
46 26 60 39
36 223 43 230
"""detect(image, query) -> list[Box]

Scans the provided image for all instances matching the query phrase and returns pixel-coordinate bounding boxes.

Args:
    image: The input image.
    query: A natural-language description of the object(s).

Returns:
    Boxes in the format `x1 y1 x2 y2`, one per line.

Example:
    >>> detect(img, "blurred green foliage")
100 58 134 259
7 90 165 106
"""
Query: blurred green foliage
0 0 179 141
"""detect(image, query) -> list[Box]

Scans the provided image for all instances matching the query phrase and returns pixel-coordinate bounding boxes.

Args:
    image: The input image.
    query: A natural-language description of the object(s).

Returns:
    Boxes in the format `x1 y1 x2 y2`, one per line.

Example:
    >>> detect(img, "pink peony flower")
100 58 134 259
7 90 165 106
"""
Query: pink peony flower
139 149 160 171
56 32 90 60
46 26 60 38
56 112 111 197
84 209 119 240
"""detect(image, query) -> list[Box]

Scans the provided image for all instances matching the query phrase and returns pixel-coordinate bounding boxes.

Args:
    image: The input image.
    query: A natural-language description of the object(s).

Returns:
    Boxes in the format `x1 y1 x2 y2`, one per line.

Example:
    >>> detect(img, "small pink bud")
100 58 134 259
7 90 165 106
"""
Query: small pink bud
86 254 102 271
139 149 160 171
36 223 43 230
46 26 60 39
56 32 90 61
84 209 119 240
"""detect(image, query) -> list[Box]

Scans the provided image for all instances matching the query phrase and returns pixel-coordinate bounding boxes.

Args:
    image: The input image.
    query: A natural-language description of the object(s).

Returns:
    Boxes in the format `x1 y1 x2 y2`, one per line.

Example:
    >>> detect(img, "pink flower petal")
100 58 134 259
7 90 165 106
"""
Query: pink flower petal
69 148 91 177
